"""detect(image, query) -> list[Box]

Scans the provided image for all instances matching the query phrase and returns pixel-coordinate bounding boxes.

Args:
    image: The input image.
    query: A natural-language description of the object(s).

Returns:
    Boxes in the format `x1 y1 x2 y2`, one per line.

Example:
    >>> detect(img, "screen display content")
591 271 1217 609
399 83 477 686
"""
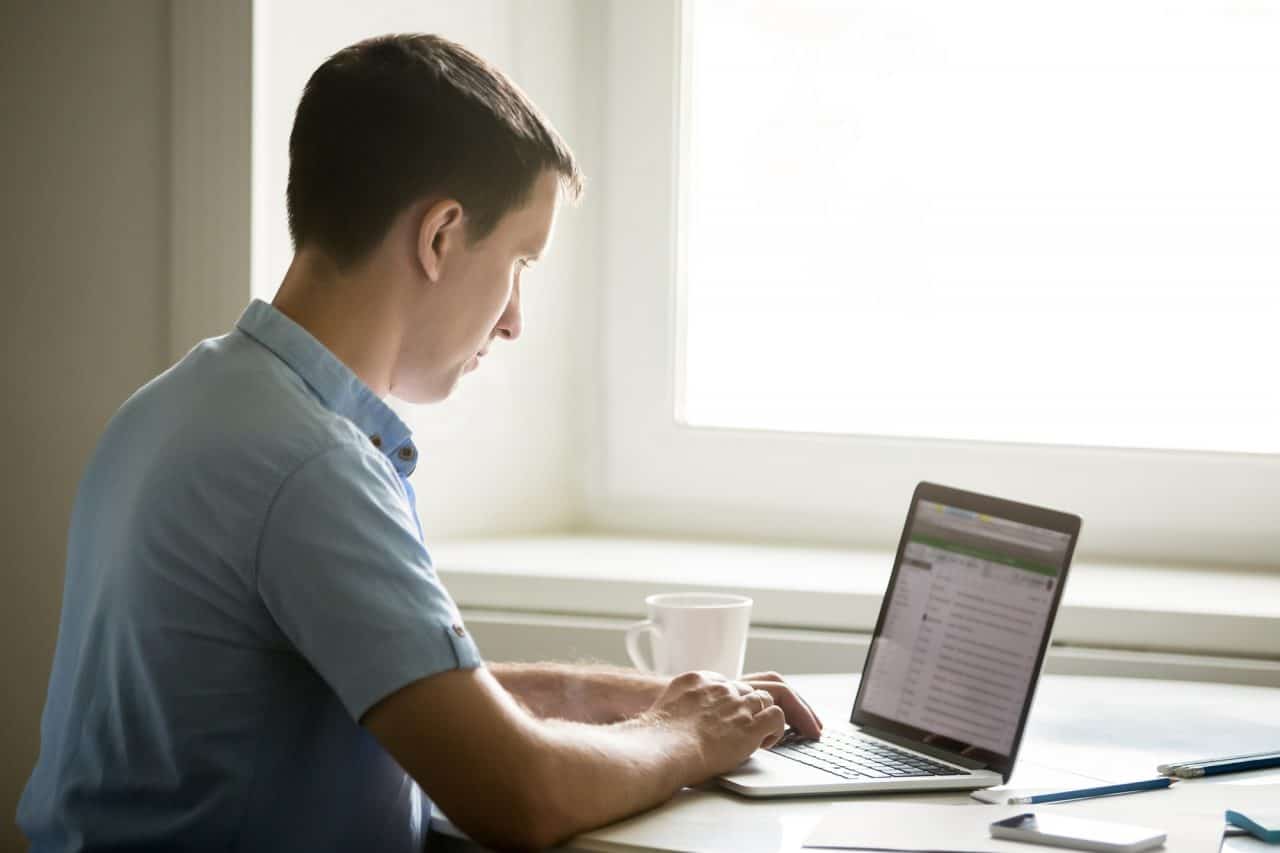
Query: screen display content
859 500 1072 756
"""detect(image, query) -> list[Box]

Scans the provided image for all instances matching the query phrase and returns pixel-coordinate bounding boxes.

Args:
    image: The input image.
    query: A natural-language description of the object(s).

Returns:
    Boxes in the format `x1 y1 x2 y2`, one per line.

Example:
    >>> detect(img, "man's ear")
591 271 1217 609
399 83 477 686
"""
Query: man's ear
416 199 466 283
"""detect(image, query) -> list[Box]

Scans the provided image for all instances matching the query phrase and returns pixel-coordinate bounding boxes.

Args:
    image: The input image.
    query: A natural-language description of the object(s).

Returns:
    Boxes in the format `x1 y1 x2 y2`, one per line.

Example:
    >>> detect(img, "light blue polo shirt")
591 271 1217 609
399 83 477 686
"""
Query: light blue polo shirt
18 299 483 851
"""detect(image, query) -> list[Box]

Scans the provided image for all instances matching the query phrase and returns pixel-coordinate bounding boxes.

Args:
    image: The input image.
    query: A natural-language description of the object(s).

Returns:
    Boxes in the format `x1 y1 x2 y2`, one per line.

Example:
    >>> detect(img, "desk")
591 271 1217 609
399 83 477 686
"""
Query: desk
431 673 1280 852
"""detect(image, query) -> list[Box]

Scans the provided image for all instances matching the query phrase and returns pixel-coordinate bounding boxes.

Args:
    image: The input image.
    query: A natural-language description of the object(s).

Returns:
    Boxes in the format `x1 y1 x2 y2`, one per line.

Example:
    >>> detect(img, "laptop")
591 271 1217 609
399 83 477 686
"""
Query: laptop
719 481 1081 797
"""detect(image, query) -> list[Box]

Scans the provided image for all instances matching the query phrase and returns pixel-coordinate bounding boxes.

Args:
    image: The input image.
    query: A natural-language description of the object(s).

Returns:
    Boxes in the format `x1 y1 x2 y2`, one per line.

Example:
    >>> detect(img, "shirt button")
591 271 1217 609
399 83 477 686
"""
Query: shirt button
370 434 383 448
398 446 415 461
452 624 467 638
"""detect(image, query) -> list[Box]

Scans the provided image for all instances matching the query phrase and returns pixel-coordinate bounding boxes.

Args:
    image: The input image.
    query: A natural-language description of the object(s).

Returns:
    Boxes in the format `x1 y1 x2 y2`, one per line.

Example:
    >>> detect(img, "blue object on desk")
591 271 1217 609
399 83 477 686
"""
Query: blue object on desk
1159 749 1280 775
1008 777 1173 805
1174 754 1280 778
1226 809 1280 844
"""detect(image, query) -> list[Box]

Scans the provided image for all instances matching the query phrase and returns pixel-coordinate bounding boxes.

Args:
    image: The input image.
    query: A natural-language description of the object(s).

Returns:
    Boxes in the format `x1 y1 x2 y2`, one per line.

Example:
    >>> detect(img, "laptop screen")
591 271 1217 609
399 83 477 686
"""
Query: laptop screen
854 488 1076 771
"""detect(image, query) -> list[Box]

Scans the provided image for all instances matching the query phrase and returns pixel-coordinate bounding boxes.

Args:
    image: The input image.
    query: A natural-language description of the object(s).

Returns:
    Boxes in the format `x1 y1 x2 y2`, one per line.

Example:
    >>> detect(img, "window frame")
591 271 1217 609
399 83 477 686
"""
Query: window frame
589 0 1280 570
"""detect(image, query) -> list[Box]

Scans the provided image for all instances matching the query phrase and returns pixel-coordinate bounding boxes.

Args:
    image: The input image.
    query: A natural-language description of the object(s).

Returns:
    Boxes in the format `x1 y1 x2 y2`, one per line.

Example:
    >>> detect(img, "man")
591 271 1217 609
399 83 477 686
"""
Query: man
19 34 821 851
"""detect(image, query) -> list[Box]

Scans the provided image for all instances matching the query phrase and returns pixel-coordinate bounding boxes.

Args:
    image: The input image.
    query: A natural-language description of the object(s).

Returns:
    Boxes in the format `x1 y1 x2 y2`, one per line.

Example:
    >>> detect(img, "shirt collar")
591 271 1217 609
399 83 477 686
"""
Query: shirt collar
235 299 419 477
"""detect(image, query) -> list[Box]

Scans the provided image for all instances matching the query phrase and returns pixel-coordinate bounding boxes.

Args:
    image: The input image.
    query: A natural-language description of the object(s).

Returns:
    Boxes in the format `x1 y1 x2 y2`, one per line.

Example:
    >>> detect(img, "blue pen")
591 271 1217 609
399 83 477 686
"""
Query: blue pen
1175 755 1280 778
1159 749 1280 774
1008 777 1174 805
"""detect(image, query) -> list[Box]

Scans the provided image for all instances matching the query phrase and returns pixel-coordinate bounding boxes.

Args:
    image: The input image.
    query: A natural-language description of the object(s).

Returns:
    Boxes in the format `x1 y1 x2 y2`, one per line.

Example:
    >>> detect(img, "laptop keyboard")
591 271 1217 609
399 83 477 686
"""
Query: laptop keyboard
769 729 965 780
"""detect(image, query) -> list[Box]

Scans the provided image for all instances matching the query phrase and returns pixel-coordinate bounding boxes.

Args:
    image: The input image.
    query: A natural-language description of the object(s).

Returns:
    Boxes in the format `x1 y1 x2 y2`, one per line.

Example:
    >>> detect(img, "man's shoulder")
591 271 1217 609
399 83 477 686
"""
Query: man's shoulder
127 328 373 468
78 328 392 586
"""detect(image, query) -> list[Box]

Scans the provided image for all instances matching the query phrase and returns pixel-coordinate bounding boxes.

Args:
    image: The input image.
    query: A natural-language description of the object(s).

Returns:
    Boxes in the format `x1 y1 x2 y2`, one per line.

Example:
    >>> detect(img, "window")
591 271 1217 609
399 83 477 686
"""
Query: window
593 0 1280 568
682 0 1280 454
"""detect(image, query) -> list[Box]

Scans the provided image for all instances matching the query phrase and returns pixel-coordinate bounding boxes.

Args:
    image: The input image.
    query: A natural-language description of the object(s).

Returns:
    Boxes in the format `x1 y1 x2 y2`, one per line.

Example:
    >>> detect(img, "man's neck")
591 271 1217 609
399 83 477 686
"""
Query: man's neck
271 249 402 398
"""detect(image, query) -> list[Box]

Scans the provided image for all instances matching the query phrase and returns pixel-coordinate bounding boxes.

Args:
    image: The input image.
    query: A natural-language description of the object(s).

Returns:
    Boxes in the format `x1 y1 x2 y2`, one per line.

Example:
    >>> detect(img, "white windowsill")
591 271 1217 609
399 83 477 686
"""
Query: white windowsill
434 534 1280 661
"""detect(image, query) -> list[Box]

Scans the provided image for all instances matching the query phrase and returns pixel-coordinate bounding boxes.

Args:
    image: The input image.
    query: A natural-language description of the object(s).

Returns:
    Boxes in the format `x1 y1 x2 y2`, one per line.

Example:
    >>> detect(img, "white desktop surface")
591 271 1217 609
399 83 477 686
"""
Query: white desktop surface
431 672 1280 852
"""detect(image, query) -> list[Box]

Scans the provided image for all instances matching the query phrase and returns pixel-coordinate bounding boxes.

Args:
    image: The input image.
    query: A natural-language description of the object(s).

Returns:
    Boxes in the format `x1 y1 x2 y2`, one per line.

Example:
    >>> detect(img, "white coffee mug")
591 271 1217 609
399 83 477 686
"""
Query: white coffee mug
625 592 753 679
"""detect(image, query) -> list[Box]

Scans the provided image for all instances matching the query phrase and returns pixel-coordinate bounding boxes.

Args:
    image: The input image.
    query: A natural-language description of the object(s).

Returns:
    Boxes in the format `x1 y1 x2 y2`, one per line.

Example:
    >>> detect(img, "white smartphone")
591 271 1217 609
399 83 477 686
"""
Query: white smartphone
989 813 1166 853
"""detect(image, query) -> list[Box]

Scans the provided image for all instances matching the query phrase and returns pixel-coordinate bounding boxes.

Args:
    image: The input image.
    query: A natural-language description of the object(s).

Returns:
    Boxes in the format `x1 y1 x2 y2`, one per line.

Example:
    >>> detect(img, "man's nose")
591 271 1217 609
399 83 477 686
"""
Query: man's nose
496 288 522 341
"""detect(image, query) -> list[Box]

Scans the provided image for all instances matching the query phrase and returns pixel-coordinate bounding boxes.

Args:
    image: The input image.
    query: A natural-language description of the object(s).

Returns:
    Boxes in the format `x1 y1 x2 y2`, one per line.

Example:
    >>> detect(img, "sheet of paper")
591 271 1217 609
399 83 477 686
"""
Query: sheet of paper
1223 832 1280 853
805 802 1030 851
805 784 1280 852
577 787 833 852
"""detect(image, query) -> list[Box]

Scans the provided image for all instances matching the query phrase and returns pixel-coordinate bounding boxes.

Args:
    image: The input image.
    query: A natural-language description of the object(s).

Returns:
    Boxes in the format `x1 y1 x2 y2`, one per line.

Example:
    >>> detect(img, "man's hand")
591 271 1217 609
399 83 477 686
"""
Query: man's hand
636 670 824 782
739 670 824 739
641 671 787 781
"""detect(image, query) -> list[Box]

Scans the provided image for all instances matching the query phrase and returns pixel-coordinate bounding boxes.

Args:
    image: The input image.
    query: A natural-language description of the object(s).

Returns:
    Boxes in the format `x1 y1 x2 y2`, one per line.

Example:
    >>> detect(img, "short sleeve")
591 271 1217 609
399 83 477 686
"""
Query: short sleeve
257 441 483 720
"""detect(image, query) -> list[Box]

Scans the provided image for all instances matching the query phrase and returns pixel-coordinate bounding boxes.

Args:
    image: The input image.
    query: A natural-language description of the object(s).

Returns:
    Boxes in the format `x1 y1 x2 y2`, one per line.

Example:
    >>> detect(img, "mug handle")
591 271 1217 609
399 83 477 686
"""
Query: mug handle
625 620 663 673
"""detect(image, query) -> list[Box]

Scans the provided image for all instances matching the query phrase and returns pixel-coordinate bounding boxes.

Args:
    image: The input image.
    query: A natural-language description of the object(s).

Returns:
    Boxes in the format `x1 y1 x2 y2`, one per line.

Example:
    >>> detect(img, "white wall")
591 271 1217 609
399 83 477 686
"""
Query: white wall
250 0 606 540
170 0 253 361
1 3 171 849
3 3 603 846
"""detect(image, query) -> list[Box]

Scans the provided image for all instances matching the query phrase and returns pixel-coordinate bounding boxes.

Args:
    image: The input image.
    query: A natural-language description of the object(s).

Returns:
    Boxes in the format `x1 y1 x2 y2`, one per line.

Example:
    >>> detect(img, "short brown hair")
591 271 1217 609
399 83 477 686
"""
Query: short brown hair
286 34 583 268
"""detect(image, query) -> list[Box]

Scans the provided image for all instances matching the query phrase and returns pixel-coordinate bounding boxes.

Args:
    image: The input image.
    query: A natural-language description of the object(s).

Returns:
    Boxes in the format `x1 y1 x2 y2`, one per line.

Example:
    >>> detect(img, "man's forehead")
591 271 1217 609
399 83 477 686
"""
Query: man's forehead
518 175 561 253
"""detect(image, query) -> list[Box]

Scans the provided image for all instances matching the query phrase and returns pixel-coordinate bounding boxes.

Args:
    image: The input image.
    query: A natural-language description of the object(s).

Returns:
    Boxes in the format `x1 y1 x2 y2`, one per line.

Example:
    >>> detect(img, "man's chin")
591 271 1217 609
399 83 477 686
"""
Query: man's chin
389 361 475 404
390 377 454 405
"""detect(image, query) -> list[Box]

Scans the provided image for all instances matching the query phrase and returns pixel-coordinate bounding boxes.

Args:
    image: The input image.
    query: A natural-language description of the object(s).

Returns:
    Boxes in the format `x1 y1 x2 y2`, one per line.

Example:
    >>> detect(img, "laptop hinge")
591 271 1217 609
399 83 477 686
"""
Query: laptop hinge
856 724 989 771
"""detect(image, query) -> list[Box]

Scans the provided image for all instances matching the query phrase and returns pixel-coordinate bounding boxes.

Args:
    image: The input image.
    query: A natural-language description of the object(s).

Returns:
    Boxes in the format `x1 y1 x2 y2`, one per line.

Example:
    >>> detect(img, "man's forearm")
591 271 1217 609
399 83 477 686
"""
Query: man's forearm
526 713 695 846
489 661 666 724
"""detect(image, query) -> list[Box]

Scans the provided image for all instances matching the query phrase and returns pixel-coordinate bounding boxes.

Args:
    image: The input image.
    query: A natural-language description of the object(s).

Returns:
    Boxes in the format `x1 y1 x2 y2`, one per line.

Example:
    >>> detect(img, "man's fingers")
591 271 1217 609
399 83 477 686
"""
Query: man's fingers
760 726 785 750
796 693 823 732
751 704 786 747
747 689 773 714
747 680 823 738
730 683 775 714
743 672 824 732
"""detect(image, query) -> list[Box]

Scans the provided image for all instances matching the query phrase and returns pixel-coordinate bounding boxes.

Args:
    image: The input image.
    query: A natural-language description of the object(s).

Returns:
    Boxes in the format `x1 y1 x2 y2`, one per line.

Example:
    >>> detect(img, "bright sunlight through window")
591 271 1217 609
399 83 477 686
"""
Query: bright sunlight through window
680 0 1280 453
